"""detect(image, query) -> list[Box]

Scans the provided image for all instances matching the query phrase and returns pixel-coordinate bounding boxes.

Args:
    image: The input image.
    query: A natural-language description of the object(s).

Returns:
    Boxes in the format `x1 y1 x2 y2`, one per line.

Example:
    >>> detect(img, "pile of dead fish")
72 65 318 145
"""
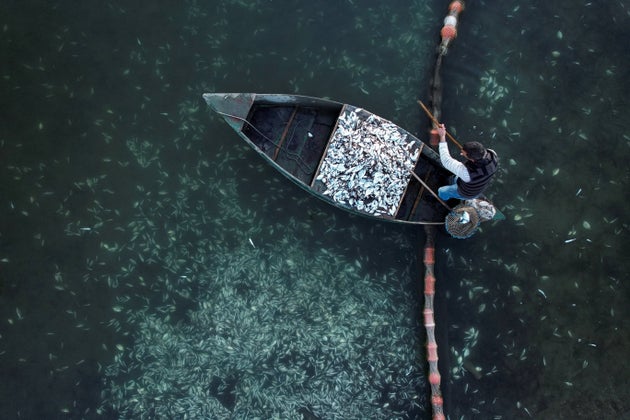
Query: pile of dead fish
316 107 420 216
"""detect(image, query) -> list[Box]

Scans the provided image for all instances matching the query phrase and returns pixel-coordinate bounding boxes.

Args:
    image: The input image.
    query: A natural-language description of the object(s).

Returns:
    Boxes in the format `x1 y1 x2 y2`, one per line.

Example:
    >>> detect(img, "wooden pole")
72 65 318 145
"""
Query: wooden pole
417 100 463 149
409 170 452 212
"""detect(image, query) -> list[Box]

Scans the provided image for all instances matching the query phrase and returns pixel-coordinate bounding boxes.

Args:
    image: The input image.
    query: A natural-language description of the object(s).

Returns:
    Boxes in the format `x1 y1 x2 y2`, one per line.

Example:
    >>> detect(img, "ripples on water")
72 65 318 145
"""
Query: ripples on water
1 0 629 418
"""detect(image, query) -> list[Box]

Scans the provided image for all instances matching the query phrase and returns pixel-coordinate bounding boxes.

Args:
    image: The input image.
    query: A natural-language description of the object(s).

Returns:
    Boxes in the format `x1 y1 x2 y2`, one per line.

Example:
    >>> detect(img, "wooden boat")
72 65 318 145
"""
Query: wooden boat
203 93 452 225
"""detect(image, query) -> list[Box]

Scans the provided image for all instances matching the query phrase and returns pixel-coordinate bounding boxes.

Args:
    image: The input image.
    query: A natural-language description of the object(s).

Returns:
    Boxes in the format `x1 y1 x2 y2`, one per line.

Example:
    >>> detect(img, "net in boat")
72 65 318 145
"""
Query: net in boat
464 198 496 222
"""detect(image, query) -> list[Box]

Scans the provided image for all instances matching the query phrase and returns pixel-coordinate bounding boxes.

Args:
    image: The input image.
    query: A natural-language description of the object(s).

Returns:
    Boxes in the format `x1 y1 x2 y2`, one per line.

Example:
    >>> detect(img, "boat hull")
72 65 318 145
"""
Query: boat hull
204 93 451 225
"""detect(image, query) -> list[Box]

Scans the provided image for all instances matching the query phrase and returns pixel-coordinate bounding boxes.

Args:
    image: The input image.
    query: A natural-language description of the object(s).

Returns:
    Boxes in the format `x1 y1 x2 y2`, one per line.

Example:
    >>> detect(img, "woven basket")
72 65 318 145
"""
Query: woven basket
445 204 481 239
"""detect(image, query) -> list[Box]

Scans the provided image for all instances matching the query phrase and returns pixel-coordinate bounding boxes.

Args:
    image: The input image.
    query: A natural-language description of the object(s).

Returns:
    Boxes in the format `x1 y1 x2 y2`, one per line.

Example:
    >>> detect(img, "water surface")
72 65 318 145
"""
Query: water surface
1 0 629 418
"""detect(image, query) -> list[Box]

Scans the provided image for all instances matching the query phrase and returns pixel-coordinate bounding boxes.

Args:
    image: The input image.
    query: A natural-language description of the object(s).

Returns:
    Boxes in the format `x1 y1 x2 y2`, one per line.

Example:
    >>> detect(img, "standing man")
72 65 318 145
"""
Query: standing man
436 123 498 201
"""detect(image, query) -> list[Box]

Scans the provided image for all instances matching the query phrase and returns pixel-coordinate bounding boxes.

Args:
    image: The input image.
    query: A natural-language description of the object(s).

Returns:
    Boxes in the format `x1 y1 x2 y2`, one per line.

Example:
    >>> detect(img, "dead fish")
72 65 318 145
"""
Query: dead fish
316 107 419 216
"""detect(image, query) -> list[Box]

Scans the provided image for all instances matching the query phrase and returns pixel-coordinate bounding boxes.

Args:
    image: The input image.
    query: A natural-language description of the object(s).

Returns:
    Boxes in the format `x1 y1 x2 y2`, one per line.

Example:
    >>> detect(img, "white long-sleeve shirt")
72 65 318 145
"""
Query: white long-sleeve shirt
439 142 471 182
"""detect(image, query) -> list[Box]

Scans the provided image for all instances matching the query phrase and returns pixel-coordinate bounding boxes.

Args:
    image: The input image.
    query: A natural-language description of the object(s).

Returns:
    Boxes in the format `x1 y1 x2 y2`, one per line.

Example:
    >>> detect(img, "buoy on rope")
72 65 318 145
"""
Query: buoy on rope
430 128 440 146
440 23 457 41
440 1 465 50
449 0 464 14
421 226 446 420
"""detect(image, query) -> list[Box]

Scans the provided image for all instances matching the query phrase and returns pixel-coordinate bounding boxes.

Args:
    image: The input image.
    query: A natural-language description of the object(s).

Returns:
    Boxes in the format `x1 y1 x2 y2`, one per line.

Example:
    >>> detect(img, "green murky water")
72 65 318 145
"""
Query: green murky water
1 1 629 418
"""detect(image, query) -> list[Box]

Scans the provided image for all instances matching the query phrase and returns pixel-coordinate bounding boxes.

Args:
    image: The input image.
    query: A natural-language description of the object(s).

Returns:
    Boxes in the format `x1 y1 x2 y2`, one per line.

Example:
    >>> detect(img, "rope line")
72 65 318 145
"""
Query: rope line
422 2 465 419
422 226 445 420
